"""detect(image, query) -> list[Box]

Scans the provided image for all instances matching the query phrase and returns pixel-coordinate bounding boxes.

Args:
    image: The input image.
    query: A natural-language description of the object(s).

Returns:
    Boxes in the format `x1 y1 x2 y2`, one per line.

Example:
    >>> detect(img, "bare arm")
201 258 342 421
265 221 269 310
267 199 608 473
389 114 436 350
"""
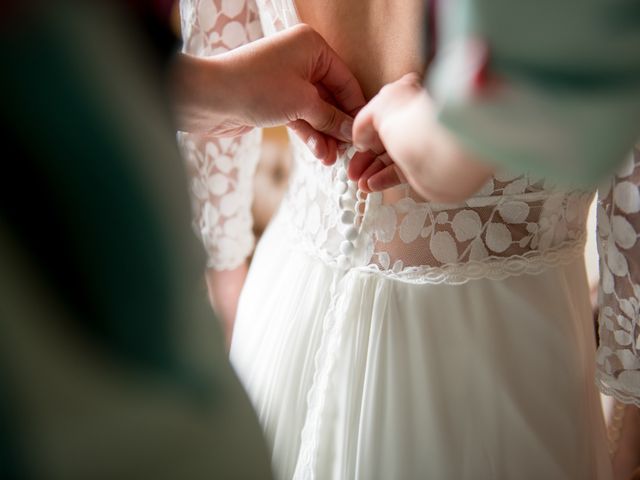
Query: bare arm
170 24 365 161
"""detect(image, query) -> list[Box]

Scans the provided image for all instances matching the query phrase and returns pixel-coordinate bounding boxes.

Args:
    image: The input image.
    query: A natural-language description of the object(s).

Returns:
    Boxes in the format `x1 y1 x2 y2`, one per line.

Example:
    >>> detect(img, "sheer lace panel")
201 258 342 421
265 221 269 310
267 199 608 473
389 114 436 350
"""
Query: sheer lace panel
178 0 263 270
596 144 640 406
255 0 299 35
279 136 592 284
360 176 592 274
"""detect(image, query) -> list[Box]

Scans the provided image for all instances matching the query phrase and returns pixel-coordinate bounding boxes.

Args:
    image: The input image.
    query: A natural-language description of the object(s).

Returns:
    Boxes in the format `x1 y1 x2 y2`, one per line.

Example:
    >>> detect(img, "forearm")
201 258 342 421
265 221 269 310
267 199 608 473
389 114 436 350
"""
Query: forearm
169 52 242 134
170 25 363 144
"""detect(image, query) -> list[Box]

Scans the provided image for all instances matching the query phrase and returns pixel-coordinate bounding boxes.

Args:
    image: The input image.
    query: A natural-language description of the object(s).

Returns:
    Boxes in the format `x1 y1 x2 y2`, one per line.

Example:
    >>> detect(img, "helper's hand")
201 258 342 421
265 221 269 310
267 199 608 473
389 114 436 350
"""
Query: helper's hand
172 24 366 164
351 73 493 203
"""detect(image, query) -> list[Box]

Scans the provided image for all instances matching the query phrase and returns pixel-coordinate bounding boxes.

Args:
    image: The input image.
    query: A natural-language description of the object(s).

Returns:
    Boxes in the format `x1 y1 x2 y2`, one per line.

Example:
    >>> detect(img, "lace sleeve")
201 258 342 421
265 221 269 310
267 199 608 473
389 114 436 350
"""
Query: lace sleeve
178 0 263 270
595 143 640 406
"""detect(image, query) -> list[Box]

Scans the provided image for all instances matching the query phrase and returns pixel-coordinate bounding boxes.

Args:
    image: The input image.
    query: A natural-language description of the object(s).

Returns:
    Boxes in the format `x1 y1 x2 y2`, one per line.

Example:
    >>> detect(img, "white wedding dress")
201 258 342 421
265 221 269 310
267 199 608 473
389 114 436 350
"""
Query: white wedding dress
178 1 640 478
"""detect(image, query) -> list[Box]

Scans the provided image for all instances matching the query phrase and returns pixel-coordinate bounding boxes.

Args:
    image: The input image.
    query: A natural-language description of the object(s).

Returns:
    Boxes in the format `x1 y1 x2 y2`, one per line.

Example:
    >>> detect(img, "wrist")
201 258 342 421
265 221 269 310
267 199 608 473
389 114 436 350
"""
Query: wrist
381 91 492 202
170 53 240 132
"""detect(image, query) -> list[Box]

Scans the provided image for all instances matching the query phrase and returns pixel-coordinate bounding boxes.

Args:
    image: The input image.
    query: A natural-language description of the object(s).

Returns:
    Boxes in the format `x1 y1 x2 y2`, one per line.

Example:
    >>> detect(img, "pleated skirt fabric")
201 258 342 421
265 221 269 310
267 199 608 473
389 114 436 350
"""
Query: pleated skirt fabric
230 218 612 480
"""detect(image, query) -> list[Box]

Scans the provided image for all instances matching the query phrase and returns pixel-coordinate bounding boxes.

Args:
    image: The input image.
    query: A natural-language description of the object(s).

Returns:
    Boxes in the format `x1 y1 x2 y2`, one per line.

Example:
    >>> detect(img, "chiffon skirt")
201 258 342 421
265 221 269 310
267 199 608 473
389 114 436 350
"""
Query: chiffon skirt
230 217 612 480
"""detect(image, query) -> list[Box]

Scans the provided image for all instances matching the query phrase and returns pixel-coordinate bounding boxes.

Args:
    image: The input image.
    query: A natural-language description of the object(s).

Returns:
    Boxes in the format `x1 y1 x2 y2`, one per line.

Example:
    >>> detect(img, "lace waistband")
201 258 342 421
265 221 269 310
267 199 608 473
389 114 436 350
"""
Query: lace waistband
271 206 586 285
352 237 586 285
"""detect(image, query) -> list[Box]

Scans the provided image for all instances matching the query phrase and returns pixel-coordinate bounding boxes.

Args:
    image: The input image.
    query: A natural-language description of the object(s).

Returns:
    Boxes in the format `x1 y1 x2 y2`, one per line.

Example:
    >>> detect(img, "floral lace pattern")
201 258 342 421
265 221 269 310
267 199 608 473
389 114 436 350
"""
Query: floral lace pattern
178 0 263 270
178 131 262 270
359 176 592 273
279 133 593 283
180 0 640 426
180 0 262 56
255 0 299 35
596 144 640 406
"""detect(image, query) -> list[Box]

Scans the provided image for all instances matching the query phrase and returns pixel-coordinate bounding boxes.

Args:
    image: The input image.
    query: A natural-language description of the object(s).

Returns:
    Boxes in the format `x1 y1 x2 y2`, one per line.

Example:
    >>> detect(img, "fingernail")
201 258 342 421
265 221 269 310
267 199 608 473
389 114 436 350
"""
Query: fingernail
354 143 367 152
340 118 353 142
307 136 321 158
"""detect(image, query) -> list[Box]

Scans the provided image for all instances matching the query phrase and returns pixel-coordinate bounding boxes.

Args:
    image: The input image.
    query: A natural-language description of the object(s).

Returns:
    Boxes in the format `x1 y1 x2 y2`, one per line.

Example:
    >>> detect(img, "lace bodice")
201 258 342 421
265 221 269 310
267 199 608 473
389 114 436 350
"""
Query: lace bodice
281 134 594 282
178 0 640 405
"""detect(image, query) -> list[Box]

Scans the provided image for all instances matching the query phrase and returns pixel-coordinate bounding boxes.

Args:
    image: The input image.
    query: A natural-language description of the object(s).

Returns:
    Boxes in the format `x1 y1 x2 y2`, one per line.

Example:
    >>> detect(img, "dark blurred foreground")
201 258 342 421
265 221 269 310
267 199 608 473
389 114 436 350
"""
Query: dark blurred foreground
0 2 271 478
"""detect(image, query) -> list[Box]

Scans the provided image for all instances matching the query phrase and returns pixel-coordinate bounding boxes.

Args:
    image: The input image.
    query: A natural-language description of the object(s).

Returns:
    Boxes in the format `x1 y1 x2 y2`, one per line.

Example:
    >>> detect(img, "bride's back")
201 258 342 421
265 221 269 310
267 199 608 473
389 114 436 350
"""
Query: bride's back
294 0 426 99
180 0 596 290
267 0 591 277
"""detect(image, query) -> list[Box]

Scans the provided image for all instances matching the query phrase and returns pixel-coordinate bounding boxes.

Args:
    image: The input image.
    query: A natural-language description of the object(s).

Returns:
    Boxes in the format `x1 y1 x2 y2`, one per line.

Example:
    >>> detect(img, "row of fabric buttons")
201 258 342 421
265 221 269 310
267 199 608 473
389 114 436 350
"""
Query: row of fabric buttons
336 145 362 270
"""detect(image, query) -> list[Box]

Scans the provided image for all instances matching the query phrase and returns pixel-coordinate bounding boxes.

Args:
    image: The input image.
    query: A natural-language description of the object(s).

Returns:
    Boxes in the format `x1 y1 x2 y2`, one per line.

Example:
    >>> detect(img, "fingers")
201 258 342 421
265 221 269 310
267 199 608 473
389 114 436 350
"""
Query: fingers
289 26 366 145
347 150 378 180
287 120 327 160
314 83 335 104
351 152 406 192
352 100 386 154
311 36 366 115
325 136 338 165
302 96 355 143
288 119 335 164
356 155 389 191
366 163 407 192
353 72 425 153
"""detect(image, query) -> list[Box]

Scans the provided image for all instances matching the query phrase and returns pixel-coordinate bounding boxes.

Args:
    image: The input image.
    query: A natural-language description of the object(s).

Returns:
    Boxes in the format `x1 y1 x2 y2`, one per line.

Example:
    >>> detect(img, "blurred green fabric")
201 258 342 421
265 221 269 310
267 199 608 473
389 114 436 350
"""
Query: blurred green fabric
429 0 640 184
0 3 271 479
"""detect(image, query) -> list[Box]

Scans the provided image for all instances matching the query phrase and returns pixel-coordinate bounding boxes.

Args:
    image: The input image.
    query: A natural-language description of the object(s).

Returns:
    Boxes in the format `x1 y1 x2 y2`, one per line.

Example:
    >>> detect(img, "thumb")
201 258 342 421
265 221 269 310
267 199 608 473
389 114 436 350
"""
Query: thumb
301 96 354 143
